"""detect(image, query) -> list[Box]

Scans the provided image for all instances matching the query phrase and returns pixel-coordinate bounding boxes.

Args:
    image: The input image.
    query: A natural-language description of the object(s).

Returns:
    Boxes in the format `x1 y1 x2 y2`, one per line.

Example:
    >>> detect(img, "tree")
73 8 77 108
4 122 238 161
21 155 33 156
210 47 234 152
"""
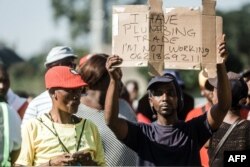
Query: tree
51 0 91 40
219 4 250 70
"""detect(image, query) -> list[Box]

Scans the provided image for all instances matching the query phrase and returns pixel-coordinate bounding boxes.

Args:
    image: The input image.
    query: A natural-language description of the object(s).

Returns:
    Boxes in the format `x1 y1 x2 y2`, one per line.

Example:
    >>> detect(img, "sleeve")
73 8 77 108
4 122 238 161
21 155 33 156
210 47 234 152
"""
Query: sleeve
187 113 213 147
15 121 35 166
92 123 106 166
122 121 140 152
8 106 22 151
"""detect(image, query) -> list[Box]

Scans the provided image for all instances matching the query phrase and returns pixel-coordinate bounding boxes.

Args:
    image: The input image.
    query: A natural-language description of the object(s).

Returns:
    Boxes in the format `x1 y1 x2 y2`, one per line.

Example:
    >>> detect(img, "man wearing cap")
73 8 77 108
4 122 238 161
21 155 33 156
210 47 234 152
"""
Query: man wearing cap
23 46 78 123
15 66 105 166
208 71 250 167
104 36 231 166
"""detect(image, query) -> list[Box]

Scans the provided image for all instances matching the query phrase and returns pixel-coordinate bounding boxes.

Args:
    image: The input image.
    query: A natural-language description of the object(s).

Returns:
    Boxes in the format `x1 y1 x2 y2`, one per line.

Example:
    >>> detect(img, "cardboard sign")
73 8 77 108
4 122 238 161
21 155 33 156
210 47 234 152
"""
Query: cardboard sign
112 0 222 77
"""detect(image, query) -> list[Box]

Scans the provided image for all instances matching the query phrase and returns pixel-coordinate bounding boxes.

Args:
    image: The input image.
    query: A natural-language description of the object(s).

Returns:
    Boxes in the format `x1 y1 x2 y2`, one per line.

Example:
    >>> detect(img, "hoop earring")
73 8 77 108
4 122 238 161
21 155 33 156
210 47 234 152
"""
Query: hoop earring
151 106 157 119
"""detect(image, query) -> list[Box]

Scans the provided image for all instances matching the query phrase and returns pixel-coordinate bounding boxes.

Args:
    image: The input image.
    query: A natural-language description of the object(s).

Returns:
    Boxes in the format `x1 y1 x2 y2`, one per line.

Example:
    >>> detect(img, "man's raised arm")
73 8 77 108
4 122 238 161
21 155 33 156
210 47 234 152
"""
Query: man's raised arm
207 35 232 130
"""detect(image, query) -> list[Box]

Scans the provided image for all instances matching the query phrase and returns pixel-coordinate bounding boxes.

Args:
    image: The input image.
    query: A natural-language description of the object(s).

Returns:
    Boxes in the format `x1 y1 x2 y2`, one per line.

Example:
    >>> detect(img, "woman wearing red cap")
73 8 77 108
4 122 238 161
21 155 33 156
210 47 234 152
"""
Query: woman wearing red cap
15 66 106 166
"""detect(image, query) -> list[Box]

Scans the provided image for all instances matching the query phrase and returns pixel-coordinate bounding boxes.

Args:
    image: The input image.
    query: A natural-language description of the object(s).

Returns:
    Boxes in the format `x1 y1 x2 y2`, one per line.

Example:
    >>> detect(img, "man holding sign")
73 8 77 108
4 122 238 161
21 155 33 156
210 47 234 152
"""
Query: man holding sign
104 35 231 166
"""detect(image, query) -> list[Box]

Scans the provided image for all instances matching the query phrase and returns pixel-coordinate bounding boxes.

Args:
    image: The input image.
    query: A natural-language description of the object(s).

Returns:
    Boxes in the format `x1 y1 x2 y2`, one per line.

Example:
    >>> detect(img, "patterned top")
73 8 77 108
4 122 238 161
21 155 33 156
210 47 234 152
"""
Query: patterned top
76 103 137 166
208 120 250 167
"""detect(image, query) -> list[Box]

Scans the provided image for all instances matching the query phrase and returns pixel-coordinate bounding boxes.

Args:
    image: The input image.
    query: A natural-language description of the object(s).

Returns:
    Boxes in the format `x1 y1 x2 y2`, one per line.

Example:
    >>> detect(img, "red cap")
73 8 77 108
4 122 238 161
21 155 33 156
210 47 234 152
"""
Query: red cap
45 66 87 89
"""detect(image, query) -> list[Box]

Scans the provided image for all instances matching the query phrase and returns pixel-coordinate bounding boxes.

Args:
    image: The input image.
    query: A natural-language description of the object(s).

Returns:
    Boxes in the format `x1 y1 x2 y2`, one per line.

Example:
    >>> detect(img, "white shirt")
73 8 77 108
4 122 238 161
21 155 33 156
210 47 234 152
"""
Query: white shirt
23 91 52 124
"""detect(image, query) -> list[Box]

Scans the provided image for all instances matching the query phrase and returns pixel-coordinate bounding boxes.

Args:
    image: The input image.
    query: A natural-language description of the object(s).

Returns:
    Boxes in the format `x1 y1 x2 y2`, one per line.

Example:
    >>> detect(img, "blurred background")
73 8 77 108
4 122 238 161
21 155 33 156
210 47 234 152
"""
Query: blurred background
0 0 250 103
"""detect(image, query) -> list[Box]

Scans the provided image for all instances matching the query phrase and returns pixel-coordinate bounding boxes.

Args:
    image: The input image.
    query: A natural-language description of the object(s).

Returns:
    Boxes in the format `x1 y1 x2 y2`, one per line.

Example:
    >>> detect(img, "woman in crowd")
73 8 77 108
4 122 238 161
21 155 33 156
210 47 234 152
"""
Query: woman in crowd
15 66 105 166
76 54 137 166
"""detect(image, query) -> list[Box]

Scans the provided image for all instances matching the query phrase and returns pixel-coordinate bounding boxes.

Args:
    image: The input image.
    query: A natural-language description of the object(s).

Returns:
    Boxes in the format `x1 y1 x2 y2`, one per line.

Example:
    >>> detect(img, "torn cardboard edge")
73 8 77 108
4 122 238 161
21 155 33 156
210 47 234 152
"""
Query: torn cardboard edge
148 0 164 76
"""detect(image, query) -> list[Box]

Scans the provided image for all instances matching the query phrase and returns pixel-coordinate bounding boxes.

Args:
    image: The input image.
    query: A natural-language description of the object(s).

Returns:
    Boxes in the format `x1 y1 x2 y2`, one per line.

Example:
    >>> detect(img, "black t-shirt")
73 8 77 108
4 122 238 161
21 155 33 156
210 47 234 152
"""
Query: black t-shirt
122 114 212 166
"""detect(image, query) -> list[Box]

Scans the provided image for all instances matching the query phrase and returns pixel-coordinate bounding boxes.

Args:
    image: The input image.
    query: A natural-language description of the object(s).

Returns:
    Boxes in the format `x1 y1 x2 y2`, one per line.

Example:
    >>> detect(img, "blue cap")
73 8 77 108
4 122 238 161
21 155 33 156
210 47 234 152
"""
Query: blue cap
147 75 175 90
163 70 184 86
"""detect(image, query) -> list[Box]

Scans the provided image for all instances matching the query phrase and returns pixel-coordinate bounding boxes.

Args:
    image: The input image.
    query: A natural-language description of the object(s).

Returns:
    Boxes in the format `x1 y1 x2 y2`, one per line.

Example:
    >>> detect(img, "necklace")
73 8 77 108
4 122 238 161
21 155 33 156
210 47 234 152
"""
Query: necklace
44 113 86 153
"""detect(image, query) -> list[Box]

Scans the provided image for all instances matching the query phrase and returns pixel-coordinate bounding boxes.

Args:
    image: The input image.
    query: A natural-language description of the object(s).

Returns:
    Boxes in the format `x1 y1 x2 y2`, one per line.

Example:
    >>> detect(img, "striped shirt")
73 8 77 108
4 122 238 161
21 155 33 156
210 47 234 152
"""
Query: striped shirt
23 91 52 124
76 103 138 166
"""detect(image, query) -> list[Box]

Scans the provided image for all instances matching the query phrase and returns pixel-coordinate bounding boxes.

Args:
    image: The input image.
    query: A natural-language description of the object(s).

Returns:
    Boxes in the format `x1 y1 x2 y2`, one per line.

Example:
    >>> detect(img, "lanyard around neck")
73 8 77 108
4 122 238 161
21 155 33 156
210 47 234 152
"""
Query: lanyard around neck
38 114 86 153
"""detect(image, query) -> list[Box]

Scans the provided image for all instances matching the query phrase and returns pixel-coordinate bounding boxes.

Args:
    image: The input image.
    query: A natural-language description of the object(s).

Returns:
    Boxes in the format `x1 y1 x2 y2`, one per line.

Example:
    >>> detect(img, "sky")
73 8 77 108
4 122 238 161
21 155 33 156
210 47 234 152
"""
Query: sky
0 0 250 60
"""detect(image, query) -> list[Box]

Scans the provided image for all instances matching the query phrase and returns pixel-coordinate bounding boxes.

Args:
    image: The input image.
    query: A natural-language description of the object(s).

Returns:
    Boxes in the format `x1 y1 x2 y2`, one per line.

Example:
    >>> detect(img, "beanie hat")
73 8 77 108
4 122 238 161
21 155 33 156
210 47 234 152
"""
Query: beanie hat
44 46 77 67
45 66 87 89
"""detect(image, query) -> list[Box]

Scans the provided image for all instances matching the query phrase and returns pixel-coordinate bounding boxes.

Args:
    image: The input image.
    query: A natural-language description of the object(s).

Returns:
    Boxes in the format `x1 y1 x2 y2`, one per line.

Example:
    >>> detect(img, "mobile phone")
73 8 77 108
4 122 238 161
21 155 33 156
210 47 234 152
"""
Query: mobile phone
73 151 92 162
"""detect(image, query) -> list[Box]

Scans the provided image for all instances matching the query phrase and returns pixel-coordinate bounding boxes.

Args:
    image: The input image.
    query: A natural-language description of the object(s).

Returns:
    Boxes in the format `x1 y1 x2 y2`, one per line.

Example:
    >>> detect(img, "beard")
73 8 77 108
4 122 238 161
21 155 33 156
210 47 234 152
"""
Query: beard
160 108 176 117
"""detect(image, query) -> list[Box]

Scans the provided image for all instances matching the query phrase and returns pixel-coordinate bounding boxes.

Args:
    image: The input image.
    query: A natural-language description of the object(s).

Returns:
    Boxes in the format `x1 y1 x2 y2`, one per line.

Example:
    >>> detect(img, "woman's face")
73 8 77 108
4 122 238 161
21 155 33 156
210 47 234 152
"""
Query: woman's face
54 87 82 114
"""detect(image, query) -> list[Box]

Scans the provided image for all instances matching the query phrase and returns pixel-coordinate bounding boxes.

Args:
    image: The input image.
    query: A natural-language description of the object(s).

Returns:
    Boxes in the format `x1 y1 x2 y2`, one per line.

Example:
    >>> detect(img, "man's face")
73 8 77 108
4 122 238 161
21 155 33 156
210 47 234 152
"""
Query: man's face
53 87 82 114
0 68 10 99
149 82 178 117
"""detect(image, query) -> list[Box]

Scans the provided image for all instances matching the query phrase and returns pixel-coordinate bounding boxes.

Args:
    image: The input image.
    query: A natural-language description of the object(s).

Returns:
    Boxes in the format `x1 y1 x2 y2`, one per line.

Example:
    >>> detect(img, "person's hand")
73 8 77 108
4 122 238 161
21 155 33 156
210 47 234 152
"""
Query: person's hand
217 34 228 63
106 55 123 81
49 153 75 166
72 151 98 166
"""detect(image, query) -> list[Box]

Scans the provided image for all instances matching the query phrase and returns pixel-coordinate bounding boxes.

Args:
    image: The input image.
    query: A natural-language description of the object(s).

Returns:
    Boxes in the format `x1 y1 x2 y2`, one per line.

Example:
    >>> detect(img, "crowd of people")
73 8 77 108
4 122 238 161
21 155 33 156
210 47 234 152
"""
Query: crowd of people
0 34 250 166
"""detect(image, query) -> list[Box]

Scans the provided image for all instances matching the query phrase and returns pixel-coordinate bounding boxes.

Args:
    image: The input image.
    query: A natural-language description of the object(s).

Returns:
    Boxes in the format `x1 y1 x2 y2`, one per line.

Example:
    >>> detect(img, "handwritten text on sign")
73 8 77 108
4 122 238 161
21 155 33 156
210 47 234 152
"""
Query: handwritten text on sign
113 11 210 67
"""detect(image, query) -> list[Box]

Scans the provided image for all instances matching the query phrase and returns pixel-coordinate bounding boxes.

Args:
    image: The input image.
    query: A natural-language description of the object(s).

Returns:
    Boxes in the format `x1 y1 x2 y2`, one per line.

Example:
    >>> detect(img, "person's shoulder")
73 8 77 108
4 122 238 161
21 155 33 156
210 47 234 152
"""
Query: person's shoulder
23 114 48 129
240 119 250 127
84 118 97 127
28 91 50 104
76 104 103 119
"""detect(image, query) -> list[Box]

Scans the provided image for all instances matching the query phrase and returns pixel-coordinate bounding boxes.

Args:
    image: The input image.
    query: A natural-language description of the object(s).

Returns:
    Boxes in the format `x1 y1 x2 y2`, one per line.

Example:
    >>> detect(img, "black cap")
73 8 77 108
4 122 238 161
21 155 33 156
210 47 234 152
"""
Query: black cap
147 75 175 90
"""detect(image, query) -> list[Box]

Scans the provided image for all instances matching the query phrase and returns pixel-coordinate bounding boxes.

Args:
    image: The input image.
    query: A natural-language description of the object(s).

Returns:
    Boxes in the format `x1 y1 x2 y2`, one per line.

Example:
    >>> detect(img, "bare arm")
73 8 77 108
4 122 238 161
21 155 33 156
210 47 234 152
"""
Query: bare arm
207 35 232 130
104 55 128 140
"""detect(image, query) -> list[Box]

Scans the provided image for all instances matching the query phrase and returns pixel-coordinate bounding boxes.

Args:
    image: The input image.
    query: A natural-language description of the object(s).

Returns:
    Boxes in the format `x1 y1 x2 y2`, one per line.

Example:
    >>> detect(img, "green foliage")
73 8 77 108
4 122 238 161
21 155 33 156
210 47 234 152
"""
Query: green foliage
220 5 250 70
51 0 91 40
